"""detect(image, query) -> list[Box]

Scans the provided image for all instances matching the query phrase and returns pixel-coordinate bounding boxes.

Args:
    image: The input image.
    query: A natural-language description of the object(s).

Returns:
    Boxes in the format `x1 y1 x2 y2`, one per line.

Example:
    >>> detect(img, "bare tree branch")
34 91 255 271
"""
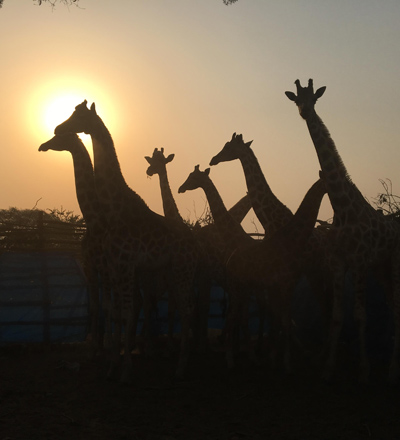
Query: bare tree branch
373 178 400 217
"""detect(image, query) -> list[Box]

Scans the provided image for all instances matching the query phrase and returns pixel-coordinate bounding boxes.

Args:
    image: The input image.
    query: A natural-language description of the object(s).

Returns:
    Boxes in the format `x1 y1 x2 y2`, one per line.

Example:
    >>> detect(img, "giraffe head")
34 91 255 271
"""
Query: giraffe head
144 147 175 177
54 100 97 135
38 133 84 153
209 132 253 166
178 165 210 193
285 79 326 120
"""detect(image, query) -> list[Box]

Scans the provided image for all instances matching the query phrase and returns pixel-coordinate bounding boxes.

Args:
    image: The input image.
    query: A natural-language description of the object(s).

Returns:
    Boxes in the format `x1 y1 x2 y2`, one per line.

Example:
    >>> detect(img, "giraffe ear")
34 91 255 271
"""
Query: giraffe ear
166 154 175 163
205 168 210 176
90 102 97 114
285 91 297 102
245 140 253 147
144 156 152 164
315 86 326 100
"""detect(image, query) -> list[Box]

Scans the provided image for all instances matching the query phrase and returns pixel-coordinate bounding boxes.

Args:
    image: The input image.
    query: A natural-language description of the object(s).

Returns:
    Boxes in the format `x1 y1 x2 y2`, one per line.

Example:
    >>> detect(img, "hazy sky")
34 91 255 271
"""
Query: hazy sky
1 1 400 232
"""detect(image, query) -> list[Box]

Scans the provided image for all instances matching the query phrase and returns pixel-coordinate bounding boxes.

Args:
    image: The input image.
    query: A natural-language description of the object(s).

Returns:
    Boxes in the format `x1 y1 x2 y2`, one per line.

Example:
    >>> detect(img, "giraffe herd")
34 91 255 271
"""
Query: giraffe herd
38 79 400 385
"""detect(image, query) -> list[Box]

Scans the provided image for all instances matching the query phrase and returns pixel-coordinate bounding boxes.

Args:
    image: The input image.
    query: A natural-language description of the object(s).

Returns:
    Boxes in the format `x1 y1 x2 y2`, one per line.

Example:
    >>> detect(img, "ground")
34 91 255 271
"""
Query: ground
0 338 399 440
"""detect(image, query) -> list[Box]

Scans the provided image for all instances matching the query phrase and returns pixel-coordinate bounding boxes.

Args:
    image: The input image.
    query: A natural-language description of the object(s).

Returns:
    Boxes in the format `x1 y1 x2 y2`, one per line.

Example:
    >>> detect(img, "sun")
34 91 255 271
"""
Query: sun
43 94 86 135
27 77 120 154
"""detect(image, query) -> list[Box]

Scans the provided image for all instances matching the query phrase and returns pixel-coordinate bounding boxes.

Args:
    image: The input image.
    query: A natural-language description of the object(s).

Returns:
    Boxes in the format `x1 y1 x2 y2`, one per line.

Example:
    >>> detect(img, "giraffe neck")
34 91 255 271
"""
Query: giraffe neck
157 169 183 222
68 142 106 234
238 147 293 236
90 116 149 223
306 110 370 222
227 194 252 224
200 177 250 247
279 178 326 252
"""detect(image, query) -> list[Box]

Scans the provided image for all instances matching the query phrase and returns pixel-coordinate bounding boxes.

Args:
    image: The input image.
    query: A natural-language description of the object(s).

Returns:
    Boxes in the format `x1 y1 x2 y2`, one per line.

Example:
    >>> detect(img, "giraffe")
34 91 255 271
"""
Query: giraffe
285 78 400 383
38 133 114 353
145 148 252 350
54 101 199 382
222 175 326 370
210 133 333 336
178 165 269 354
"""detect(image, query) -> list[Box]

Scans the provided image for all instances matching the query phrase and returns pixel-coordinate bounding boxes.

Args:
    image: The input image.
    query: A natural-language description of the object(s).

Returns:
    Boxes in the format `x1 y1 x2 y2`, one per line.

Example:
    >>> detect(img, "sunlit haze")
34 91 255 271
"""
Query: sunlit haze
1 1 400 232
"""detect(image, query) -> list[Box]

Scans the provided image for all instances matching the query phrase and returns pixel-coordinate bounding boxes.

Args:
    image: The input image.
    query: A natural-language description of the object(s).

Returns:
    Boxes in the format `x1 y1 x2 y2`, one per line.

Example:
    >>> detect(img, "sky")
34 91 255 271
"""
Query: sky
1 0 400 233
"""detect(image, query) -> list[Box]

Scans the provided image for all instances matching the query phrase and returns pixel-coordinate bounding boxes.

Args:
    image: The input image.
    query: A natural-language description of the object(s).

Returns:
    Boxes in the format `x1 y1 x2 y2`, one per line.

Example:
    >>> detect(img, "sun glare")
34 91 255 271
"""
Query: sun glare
27 77 120 156
37 93 93 150
43 94 85 135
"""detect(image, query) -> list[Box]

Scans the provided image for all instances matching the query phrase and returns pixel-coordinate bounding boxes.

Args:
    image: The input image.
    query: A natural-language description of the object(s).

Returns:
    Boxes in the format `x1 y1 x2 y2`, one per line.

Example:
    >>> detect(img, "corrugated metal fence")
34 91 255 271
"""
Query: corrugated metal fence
0 211 88 343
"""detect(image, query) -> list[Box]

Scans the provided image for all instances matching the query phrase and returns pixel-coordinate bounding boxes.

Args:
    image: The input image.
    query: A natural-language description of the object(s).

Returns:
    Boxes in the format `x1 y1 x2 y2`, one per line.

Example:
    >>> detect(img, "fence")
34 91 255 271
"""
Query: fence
0 210 88 344
0 210 394 357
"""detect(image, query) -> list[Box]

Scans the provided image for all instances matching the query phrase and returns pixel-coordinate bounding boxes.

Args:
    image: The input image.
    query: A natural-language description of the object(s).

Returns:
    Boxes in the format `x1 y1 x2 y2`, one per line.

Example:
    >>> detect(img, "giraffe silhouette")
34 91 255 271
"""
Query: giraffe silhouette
145 148 252 350
286 78 400 383
210 133 333 337
54 101 199 382
39 133 115 354
179 165 269 356
222 176 326 370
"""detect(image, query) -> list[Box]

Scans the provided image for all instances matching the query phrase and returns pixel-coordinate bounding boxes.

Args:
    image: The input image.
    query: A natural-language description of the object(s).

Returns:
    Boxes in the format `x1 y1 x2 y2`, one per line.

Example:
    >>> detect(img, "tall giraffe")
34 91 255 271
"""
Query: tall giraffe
285 78 400 383
223 176 326 370
54 101 199 382
38 133 114 353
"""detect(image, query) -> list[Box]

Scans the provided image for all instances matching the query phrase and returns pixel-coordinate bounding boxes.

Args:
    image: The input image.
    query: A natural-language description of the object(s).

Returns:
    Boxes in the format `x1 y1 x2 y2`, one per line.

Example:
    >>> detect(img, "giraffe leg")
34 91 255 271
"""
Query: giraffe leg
83 258 101 357
102 275 113 350
87 275 101 356
256 289 267 355
195 278 211 353
225 286 242 369
389 251 400 384
107 295 122 381
174 282 195 378
353 271 369 383
120 305 134 384
140 285 156 357
323 265 346 381
240 295 259 366
130 281 143 353
166 290 177 356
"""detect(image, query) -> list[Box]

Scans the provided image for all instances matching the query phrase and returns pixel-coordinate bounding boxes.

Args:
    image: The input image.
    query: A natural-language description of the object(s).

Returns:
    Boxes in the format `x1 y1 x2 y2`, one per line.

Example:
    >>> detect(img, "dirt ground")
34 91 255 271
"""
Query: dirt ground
1 338 399 440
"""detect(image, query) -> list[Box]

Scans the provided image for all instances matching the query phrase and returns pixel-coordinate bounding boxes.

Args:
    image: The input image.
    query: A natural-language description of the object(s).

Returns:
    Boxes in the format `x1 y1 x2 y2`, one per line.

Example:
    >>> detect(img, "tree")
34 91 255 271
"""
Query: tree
223 0 239 4
0 0 79 8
